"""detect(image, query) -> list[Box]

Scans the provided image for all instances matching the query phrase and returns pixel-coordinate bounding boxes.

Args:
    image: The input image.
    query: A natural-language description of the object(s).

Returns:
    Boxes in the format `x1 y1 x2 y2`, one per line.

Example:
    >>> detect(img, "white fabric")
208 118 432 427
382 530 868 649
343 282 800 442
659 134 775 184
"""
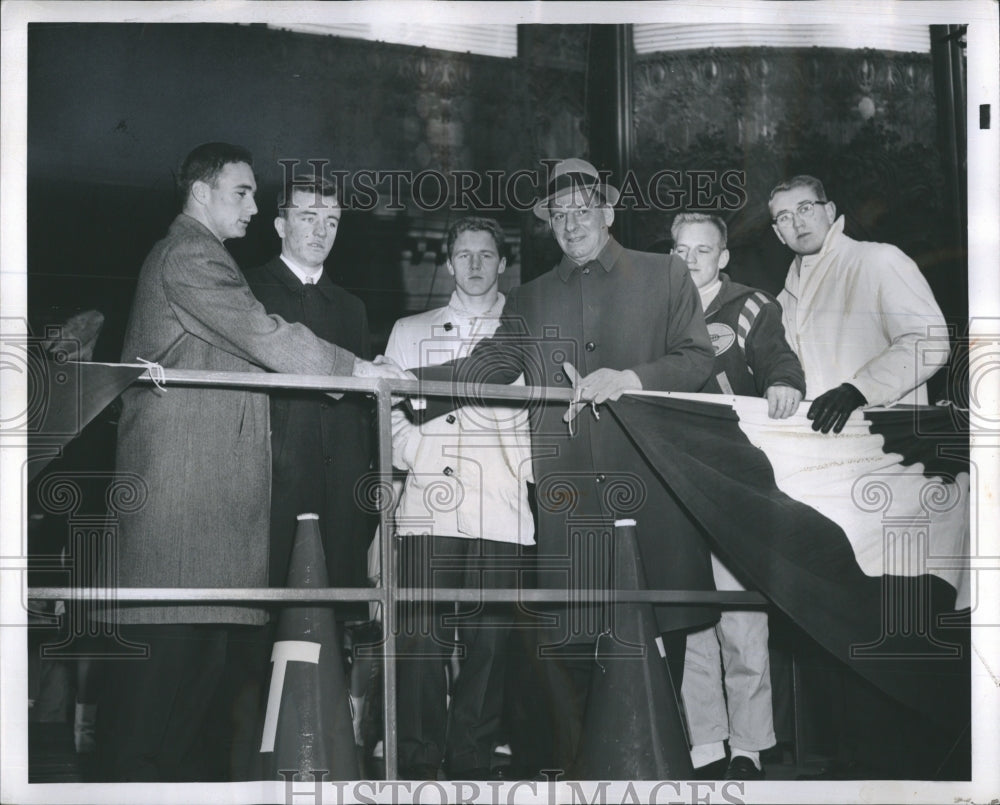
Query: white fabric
698 277 723 311
730 748 761 770
777 216 948 406
732 398 970 609
279 254 323 285
385 292 535 544
626 389 970 608
689 741 726 769
682 553 775 753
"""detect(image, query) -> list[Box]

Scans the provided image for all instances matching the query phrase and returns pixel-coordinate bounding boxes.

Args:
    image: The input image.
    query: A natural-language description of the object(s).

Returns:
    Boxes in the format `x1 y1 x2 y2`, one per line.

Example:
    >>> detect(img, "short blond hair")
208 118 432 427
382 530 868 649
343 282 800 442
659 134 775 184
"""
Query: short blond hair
670 212 727 248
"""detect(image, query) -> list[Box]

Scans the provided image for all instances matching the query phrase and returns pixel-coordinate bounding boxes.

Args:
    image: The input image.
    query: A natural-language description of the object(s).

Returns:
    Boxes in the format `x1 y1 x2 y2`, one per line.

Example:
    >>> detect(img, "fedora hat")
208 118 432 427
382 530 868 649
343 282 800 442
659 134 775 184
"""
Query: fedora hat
533 158 621 221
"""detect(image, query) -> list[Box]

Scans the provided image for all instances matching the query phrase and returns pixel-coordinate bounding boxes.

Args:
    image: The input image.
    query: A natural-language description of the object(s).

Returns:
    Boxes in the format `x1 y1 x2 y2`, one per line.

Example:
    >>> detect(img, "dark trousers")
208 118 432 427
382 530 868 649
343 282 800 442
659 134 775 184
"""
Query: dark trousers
395 534 525 773
96 623 265 782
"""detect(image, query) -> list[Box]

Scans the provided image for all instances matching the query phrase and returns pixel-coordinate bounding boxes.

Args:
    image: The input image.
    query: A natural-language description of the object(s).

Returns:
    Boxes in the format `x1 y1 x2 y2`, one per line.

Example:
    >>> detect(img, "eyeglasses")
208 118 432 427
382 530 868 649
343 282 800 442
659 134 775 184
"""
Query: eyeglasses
772 199 828 227
549 208 599 226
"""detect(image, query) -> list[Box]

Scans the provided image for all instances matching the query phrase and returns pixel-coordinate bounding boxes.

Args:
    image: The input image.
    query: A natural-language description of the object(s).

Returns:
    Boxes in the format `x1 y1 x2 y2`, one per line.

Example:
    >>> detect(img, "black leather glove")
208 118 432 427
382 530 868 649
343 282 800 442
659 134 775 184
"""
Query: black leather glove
806 383 867 434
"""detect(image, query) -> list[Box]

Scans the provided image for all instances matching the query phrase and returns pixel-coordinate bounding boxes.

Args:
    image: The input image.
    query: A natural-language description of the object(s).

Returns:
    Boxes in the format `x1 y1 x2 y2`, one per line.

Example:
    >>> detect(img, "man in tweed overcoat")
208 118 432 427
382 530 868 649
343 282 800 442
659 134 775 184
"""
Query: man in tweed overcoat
98 143 406 781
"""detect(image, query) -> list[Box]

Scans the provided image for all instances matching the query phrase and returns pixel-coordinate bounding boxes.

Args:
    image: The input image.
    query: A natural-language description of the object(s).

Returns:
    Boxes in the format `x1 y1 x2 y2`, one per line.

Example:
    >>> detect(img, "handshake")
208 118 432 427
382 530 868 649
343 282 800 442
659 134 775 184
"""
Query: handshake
352 356 416 405
352 355 415 382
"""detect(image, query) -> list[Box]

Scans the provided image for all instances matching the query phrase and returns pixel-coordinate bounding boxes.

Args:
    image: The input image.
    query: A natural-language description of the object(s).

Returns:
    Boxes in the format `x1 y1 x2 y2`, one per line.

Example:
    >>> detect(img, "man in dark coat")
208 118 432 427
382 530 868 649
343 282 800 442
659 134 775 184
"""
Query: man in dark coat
413 159 717 772
244 175 375 599
100 143 408 782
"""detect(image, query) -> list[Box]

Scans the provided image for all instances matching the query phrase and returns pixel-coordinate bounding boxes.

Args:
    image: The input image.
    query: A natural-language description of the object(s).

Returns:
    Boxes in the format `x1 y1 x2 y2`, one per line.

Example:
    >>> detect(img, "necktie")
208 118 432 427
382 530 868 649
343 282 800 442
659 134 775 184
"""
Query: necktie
302 277 317 301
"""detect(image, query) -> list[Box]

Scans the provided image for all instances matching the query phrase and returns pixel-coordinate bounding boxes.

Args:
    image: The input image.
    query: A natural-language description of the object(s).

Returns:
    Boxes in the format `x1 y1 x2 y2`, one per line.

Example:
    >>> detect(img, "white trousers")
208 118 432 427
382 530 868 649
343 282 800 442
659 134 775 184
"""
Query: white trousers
681 553 776 752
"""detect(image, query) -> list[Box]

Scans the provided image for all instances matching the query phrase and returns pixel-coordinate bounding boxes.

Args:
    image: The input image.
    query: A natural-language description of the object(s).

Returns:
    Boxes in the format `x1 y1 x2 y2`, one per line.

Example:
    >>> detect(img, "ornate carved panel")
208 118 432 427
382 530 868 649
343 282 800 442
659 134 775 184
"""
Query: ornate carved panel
629 45 953 309
521 25 589 72
633 47 937 161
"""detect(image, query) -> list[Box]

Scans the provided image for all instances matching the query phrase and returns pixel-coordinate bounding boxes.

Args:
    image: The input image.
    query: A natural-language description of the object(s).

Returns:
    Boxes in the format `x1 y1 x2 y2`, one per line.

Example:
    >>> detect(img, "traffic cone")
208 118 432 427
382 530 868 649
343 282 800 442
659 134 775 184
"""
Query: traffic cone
259 514 360 780
570 519 694 780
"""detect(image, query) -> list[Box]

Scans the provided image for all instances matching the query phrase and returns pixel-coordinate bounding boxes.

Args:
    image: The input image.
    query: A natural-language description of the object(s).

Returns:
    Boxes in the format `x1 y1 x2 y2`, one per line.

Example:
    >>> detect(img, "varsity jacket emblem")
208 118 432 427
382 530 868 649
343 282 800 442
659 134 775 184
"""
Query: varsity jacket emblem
707 322 736 356
700 274 806 399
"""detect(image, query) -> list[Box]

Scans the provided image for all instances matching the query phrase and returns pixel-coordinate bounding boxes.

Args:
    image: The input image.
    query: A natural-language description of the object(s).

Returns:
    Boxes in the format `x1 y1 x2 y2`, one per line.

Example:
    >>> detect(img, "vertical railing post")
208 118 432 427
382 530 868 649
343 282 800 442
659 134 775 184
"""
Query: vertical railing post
375 379 399 780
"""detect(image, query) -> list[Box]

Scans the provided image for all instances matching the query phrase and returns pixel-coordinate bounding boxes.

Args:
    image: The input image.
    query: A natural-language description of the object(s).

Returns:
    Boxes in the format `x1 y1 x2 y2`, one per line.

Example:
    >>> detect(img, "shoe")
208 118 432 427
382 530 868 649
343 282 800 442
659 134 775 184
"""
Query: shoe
399 763 440 780
725 756 764 780
691 757 728 779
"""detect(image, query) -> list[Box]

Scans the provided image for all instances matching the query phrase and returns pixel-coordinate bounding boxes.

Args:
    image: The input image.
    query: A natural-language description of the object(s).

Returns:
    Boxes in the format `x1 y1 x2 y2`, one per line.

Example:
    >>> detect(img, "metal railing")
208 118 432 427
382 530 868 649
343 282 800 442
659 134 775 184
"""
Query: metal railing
27 367 768 781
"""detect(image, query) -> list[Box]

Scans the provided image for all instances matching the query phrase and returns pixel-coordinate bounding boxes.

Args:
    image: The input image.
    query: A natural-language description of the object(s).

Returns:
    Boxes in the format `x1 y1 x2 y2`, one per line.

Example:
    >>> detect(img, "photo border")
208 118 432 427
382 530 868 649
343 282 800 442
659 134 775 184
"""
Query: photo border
2 2 997 803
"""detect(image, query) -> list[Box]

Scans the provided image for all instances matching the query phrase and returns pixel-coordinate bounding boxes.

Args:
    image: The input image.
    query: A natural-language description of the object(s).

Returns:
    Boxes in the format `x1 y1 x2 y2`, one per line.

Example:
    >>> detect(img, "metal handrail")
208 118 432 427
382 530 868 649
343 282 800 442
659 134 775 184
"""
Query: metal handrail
116 365 578 402
26 366 769 782
27 587 769 605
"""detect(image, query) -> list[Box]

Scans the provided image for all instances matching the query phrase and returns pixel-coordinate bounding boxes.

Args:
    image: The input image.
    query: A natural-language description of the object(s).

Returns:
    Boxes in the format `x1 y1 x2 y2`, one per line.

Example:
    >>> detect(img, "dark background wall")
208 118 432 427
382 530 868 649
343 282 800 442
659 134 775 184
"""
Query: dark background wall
27 23 586 355
28 22 966 403
629 45 963 307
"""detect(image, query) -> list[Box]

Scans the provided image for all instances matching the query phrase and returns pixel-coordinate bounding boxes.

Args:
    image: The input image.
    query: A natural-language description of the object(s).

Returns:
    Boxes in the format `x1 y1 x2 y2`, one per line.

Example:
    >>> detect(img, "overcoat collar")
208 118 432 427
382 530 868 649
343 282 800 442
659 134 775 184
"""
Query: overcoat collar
172 213 219 242
263 255 338 302
555 236 623 282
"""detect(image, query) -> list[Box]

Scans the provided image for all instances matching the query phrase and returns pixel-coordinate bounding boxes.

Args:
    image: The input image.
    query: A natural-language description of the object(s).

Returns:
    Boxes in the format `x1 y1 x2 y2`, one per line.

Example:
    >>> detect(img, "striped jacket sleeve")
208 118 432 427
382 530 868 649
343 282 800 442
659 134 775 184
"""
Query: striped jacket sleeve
741 292 807 397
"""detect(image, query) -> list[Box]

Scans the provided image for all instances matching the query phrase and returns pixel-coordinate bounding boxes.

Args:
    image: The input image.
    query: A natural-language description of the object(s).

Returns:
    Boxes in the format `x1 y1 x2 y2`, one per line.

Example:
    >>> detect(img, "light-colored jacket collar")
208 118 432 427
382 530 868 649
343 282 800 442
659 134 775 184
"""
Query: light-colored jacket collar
795 215 846 272
445 290 506 321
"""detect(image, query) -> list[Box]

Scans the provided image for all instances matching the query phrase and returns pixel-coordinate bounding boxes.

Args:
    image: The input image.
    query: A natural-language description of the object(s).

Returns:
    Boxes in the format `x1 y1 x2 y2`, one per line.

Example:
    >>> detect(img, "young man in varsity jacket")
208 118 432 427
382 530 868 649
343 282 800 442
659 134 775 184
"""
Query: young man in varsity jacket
670 212 805 780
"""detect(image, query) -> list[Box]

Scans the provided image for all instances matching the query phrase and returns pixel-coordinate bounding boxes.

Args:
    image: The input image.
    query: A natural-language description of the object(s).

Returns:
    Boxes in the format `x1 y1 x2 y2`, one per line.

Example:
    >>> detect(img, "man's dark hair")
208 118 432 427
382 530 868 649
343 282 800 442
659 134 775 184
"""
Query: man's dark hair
445 216 506 260
768 175 827 205
277 175 339 219
177 142 254 202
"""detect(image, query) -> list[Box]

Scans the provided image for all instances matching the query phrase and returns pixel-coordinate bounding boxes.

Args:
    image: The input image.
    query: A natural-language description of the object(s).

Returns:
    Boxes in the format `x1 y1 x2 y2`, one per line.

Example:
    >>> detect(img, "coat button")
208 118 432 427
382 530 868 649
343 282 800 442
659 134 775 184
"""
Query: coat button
324 456 333 466
585 341 596 352
446 414 456 424
443 466 454 476
595 473 606 483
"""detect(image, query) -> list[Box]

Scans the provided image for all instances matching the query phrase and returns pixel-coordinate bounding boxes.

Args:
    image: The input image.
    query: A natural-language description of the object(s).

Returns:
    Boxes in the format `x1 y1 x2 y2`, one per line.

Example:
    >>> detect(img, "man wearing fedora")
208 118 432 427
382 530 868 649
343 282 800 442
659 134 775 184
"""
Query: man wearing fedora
411 158 716 775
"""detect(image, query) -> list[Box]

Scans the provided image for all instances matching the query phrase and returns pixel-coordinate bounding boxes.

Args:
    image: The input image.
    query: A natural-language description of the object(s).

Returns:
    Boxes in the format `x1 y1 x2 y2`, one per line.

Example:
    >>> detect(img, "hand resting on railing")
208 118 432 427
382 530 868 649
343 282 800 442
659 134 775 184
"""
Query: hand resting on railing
354 355 416 404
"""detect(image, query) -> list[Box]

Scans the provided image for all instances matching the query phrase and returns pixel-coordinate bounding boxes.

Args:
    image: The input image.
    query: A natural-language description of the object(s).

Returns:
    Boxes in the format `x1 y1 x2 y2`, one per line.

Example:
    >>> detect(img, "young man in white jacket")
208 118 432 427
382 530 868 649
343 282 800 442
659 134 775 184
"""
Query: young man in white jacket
770 175 947 433
769 175 952 778
385 217 534 781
